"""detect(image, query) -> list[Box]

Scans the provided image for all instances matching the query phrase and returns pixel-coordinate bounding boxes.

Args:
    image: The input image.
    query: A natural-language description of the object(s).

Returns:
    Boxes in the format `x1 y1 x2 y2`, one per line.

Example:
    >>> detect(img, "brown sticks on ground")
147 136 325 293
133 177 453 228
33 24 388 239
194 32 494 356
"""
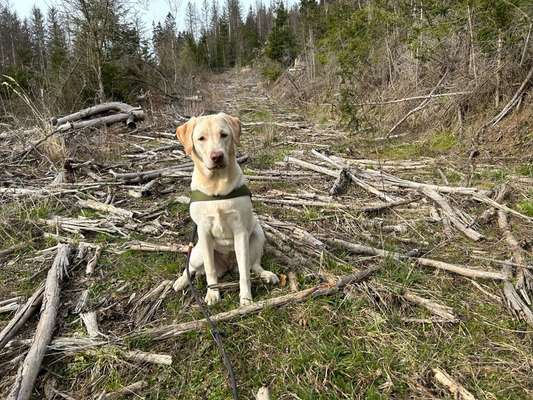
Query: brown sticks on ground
134 265 381 341
8 244 72 400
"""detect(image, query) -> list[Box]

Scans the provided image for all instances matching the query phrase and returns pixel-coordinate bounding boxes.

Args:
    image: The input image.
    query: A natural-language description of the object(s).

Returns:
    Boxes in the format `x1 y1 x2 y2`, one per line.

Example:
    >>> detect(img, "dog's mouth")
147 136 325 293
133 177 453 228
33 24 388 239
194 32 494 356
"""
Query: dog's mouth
207 163 226 170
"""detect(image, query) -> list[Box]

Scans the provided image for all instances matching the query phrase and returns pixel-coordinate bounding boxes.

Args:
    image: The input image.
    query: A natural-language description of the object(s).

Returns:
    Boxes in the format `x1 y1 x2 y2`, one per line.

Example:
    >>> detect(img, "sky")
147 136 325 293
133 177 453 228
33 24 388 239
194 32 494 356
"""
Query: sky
7 0 295 32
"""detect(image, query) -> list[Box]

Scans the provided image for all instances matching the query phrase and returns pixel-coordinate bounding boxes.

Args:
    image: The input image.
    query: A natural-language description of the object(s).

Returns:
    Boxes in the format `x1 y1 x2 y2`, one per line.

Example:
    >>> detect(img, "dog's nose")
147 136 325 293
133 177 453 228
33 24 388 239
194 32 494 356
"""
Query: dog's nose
210 151 224 164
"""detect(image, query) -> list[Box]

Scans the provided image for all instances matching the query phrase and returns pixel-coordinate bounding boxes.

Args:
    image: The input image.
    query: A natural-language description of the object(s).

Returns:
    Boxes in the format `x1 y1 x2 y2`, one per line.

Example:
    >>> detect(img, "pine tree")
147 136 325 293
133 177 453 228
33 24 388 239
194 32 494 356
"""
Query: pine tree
30 6 46 77
46 8 67 77
265 1 297 65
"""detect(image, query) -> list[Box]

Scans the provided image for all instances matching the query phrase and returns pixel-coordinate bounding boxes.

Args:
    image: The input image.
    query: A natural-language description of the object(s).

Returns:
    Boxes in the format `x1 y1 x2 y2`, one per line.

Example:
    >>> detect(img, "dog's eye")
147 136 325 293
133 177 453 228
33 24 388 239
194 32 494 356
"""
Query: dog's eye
198 136 205 141
220 132 228 138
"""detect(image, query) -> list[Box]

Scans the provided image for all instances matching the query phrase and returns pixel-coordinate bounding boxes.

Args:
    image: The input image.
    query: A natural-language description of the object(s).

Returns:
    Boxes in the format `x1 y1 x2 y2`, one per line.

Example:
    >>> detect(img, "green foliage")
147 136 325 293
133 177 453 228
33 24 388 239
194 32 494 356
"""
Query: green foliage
260 57 283 81
265 1 297 65
516 200 533 217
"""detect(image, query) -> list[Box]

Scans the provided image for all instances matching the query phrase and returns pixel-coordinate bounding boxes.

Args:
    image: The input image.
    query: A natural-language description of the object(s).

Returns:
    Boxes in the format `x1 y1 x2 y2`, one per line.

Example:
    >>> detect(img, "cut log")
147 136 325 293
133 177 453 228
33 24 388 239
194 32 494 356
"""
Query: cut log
7 244 72 400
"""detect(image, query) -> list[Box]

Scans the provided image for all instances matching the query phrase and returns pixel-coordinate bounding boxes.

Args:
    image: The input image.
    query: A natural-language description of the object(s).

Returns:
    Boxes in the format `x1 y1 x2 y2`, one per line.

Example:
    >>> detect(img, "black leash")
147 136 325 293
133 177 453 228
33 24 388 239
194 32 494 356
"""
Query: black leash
185 224 239 400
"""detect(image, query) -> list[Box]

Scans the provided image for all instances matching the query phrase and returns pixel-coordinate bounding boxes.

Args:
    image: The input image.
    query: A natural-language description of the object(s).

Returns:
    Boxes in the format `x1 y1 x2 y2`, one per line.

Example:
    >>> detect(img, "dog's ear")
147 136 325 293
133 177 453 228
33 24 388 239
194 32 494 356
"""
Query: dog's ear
221 113 241 146
176 117 196 155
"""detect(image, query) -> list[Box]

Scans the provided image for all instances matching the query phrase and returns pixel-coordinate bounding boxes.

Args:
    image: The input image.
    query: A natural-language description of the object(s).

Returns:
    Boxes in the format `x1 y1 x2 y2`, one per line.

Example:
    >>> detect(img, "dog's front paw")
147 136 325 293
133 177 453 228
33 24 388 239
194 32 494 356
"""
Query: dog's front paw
240 296 253 306
205 289 221 305
260 271 279 285
173 275 189 291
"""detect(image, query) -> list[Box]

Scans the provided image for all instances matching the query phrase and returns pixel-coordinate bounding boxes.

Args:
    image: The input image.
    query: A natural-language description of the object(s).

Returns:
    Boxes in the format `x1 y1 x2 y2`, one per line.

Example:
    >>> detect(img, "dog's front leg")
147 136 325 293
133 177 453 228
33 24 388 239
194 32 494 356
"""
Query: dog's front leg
198 229 220 305
234 231 252 306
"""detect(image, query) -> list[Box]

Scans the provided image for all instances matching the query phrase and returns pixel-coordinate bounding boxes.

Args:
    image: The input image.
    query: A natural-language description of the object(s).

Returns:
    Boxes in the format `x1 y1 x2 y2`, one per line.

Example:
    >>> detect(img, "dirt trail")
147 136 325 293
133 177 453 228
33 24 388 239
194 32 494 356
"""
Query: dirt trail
0 70 532 399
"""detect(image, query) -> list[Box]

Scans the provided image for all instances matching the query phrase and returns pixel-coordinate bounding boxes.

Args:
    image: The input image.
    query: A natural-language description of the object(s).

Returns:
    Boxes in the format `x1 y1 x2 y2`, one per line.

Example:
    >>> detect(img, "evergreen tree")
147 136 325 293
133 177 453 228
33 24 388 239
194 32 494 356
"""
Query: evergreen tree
30 6 46 77
265 1 297 65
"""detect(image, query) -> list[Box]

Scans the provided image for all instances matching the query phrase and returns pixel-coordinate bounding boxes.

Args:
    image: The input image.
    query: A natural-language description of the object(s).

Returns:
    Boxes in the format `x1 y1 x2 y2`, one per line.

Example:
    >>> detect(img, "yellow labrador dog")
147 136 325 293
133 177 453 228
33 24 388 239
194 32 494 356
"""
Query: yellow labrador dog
173 113 279 306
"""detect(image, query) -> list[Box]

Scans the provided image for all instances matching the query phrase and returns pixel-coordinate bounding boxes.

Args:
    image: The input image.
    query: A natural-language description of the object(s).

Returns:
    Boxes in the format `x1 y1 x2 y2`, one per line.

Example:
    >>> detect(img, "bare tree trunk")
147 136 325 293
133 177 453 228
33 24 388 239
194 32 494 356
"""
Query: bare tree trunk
495 30 503 107
467 5 477 80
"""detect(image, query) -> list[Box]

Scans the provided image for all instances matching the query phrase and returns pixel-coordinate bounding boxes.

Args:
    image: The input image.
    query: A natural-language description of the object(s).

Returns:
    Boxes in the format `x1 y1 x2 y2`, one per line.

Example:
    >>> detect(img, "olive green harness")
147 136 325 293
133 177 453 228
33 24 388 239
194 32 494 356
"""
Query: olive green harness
189 184 252 203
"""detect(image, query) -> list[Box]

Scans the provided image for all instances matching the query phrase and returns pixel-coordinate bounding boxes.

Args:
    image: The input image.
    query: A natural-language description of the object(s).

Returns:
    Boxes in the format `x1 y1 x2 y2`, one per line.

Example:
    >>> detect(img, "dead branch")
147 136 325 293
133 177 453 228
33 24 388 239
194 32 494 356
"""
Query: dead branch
473 194 533 223
387 71 448 136
96 380 148 400
8 244 72 400
80 311 103 338
355 91 471 106
134 266 380 341
326 238 506 280
433 367 476 400
122 241 188 253
402 291 458 322
0 285 44 351
123 350 172 366
497 210 532 304
78 199 134 219
421 188 483 241
490 64 533 126
132 280 173 326
86 245 102 275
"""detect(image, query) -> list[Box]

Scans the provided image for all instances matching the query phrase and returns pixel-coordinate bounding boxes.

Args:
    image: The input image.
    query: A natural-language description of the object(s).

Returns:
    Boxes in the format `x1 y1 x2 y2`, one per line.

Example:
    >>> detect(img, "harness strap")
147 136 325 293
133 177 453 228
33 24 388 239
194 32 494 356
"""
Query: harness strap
190 184 252 203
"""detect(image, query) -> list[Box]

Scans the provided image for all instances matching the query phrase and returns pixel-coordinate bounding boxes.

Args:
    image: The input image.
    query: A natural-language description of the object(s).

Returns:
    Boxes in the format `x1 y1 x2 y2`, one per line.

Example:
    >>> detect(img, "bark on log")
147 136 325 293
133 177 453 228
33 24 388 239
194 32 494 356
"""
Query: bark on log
134 266 380 341
7 244 72 400
53 102 143 126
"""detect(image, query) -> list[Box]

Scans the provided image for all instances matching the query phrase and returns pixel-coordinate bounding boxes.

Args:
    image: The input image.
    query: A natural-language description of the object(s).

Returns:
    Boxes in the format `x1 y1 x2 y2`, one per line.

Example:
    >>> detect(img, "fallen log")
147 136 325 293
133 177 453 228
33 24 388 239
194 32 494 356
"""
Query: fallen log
8 244 72 400
133 266 381 341
53 102 144 126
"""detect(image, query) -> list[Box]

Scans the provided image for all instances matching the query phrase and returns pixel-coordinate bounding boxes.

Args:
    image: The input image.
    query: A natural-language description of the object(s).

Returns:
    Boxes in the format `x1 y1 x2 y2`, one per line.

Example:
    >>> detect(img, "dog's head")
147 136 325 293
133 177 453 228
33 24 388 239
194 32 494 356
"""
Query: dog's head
176 113 241 171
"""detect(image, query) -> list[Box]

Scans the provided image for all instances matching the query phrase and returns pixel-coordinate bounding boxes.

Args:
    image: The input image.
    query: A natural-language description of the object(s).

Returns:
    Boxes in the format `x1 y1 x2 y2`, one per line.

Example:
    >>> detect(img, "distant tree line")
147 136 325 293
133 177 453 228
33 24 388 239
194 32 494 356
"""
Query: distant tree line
0 0 530 126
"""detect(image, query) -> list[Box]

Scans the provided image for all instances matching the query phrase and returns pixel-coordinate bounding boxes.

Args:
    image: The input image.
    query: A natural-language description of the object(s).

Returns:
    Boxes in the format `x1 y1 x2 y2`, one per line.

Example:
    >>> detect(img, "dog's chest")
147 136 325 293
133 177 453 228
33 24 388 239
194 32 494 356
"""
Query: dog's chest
191 199 250 241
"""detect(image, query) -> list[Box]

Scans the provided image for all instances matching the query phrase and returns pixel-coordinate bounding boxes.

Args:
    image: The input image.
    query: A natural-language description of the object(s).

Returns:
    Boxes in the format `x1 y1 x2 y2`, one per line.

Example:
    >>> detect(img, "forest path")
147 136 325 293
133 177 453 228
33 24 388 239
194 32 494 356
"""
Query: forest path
0 69 532 399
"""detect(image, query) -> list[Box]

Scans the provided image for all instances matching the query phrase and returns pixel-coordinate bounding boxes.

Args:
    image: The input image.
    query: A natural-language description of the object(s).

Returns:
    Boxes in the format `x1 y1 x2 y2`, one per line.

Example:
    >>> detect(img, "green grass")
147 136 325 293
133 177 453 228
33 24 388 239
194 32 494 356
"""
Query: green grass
516 200 533 217
377 130 457 160
516 163 533 177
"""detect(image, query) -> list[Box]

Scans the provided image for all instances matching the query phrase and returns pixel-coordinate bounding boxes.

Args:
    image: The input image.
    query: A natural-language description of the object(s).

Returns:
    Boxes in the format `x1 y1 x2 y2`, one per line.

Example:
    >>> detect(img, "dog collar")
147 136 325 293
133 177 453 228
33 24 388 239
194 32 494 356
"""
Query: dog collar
189 184 252 203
